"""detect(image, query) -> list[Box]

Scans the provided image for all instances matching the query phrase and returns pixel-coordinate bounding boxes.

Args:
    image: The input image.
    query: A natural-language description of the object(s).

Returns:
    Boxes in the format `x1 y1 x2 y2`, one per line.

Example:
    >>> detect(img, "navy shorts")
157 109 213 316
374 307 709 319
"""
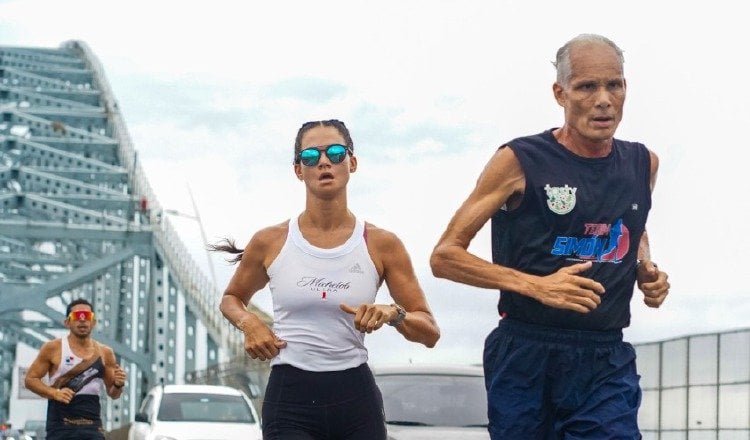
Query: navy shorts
483 319 642 439
262 363 387 440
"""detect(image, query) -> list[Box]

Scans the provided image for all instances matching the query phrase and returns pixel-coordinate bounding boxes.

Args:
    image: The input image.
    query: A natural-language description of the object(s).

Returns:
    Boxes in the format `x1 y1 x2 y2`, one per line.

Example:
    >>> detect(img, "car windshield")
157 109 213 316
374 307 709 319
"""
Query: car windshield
375 373 488 427
157 393 256 423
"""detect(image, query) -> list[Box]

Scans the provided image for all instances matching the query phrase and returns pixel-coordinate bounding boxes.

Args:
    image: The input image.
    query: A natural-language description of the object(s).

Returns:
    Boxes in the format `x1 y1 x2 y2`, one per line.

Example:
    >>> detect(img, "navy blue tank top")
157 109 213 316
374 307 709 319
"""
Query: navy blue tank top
491 129 652 330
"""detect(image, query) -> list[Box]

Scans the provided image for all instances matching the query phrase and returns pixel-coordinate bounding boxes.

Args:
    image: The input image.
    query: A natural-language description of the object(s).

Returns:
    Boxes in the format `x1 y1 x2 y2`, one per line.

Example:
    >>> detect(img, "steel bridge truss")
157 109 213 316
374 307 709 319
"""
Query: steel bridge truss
0 41 266 429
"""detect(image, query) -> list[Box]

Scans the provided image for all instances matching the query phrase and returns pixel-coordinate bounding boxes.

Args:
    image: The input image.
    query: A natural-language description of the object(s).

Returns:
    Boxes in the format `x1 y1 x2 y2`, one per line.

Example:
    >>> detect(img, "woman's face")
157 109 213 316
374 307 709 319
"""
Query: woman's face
295 125 357 196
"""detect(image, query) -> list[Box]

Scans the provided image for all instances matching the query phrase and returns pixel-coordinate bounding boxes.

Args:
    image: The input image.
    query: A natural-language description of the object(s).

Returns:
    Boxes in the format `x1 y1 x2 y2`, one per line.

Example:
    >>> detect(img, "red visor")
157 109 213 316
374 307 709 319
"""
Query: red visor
68 310 95 321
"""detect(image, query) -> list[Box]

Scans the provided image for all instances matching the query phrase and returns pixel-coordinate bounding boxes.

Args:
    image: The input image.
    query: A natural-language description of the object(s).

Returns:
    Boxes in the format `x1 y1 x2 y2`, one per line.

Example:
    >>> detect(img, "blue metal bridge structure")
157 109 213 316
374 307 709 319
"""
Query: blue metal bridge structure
0 41 270 429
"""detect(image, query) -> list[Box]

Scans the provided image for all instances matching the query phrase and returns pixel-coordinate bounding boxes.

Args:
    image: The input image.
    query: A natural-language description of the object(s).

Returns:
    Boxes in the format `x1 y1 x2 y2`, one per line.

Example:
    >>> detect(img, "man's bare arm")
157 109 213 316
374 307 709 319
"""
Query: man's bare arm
102 345 126 399
24 340 74 403
431 147 525 289
430 147 605 313
637 150 670 308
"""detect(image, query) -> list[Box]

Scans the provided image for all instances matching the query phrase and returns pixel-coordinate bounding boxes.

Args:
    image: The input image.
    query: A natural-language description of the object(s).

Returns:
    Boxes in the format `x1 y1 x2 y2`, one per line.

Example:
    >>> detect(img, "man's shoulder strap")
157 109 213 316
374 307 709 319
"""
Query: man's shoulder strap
51 340 103 389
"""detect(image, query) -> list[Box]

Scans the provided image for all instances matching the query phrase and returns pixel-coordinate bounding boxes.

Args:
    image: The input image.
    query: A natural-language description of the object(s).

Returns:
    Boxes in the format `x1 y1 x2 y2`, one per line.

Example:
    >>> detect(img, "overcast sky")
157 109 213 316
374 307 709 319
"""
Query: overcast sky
2 0 749 367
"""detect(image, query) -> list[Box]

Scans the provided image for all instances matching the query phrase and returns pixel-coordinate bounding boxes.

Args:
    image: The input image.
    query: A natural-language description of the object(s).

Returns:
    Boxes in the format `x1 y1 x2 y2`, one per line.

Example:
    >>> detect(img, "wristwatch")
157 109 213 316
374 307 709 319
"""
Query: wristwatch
636 259 658 270
387 303 406 327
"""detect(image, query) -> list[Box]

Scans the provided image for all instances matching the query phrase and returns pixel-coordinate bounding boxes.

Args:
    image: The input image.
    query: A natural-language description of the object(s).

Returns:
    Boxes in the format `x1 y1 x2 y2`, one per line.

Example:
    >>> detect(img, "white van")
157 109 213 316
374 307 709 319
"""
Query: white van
128 384 262 440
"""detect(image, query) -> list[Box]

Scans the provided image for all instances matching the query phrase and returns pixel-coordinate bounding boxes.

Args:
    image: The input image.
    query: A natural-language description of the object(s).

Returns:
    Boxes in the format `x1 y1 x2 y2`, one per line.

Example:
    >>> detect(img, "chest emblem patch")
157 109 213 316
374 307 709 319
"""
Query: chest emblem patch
544 184 577 215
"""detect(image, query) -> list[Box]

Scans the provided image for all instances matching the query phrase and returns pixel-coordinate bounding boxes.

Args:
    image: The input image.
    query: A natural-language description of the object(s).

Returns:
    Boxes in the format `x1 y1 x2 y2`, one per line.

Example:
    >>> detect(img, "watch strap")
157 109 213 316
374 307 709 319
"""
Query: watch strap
387 303 406 327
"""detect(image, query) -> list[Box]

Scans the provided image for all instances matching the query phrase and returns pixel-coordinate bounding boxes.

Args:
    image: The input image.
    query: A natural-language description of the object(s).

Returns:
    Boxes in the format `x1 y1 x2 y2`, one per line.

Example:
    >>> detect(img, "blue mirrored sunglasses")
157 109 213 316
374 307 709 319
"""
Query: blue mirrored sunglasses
296 144 351 166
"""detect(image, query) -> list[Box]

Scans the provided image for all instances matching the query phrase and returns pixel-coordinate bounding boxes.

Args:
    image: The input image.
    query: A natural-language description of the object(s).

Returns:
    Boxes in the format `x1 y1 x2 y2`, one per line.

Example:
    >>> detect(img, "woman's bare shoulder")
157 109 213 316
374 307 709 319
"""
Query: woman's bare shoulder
364 222 404 251
247 220 290 250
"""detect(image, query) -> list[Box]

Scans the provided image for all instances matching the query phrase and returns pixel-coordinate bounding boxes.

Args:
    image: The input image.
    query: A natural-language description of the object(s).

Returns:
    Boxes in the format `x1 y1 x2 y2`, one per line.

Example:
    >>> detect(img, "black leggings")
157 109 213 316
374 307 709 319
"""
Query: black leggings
262 363 387 440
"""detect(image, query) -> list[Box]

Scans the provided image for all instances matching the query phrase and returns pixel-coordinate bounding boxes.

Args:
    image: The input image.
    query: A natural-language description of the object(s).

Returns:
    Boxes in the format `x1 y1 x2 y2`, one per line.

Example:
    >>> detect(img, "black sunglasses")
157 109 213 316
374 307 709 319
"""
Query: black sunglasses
296 144 351 166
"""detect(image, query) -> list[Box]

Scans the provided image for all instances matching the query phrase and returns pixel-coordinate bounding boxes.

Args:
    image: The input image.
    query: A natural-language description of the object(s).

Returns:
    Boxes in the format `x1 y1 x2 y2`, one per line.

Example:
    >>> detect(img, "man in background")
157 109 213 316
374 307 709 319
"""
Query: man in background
25 299 127 440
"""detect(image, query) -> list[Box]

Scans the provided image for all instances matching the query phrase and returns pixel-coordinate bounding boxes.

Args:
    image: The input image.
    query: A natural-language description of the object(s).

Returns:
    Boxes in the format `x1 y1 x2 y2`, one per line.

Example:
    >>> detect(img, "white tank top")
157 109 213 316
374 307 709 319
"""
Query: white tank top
48 336 104 396
267 214 380 371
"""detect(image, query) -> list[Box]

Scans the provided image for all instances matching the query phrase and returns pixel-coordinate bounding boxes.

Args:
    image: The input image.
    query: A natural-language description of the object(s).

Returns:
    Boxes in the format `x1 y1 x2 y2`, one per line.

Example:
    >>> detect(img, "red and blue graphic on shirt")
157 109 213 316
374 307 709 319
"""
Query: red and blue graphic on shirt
550 219 629 263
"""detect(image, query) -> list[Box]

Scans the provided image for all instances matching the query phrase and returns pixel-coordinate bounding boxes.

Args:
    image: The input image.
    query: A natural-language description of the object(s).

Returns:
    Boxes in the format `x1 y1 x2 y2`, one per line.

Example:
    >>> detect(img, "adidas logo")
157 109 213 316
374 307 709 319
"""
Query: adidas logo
349 263 364 274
